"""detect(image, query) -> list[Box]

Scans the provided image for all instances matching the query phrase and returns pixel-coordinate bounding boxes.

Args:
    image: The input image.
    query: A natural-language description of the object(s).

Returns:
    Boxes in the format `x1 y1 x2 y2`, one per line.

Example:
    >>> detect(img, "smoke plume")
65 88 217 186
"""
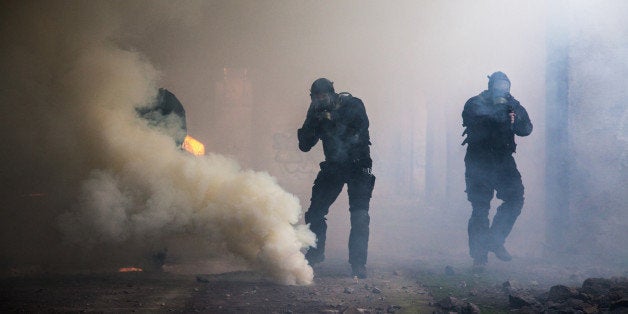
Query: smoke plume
0 1 314 285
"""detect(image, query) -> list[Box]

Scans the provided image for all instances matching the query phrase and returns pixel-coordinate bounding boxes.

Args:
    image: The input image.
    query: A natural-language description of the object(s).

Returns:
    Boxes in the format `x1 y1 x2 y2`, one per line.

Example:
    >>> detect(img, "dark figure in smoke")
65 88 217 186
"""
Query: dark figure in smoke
137 88 187 148
461 72 533 269
298 78 375 278
135 88 187 270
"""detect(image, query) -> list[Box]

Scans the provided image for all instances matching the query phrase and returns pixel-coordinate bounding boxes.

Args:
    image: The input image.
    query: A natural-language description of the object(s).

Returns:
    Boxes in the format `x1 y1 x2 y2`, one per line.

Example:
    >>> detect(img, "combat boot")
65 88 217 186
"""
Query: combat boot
472 256 487 273
491 245 512 262
351 264 367 279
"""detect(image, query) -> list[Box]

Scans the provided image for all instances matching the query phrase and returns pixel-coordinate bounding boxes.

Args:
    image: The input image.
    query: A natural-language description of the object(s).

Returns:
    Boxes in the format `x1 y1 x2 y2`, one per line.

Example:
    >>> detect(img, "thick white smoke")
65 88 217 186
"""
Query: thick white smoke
1 1 314 285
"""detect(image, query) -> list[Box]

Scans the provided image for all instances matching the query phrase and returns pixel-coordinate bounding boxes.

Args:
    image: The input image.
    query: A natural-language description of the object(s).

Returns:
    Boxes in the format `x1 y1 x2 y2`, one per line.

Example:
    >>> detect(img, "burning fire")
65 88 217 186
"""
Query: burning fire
118 267 143 272
182 135 205 156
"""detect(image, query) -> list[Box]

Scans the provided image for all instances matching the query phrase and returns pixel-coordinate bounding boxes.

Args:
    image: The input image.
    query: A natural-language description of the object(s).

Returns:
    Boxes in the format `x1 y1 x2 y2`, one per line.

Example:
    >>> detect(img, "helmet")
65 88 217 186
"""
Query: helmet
310 78 335 95
487 71 510 89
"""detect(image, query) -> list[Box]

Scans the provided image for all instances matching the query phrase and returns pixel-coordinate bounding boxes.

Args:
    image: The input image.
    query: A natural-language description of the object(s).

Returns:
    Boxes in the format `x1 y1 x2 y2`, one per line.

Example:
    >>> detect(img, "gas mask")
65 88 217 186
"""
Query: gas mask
312 92 333 112
490 79 510 105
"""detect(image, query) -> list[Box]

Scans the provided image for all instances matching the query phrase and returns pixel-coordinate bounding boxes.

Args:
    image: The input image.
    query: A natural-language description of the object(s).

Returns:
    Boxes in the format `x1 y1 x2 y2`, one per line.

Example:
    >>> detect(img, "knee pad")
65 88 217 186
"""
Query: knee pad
500 197 524 215
350 210 370 226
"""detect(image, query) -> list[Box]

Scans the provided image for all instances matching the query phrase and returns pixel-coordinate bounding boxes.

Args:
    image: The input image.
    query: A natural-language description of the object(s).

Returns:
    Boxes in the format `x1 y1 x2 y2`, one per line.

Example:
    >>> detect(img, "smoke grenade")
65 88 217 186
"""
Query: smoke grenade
0 1 314 285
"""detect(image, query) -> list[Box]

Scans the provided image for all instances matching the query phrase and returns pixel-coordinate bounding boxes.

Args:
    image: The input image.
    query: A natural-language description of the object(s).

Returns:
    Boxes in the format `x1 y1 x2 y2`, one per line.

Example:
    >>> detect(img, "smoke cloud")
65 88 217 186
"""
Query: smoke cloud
1 0 626 286
0 1 314 285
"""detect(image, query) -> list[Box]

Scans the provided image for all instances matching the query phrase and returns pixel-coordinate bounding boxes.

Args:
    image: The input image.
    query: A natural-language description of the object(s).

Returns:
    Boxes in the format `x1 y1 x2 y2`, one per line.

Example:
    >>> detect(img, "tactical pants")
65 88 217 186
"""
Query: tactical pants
304 161 375 267
464 152 524 262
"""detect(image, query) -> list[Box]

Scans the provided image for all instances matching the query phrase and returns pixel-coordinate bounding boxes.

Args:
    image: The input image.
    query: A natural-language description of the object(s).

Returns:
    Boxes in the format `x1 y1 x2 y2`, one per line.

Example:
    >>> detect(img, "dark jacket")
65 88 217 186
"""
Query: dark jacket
462 91 532 154
298 93 371 166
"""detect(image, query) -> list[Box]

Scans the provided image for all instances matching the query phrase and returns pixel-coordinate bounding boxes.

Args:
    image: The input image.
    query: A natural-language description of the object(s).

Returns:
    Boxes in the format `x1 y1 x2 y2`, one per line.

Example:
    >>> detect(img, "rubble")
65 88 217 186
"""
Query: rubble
386 304 402 313
509 291 541 309
502 279 519 293
435 296 480 314
506 277 628 313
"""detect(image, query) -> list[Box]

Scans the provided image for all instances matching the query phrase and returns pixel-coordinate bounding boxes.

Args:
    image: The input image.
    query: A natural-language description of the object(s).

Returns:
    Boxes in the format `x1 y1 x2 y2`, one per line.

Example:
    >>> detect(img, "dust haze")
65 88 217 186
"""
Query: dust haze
1 0 626 284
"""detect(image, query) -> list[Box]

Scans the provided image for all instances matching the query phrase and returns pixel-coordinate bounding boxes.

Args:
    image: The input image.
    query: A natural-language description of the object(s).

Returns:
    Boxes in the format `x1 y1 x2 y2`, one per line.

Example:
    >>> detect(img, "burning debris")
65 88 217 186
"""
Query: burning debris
182 135 205 156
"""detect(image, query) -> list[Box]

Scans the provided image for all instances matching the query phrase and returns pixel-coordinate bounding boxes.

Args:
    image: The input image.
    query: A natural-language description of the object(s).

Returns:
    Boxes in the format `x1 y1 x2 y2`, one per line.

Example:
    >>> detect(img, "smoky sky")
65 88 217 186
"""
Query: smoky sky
1 0 626 280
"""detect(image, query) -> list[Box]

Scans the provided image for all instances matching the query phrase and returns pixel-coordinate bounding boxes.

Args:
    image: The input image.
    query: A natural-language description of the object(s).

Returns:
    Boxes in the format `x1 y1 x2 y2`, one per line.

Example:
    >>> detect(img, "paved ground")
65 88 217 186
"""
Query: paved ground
0 259 435 313
3 255 625 313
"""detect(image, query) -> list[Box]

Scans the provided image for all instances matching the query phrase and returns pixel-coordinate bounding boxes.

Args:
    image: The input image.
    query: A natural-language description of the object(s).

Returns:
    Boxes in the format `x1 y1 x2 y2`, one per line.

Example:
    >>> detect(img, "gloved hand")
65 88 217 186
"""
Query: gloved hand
309 101 332 121
315 110 332 121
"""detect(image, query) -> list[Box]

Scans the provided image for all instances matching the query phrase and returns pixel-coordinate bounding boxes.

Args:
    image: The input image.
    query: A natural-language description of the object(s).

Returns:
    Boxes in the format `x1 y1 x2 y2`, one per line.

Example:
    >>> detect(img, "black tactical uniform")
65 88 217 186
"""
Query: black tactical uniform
462 72 532 266
298 78 375 278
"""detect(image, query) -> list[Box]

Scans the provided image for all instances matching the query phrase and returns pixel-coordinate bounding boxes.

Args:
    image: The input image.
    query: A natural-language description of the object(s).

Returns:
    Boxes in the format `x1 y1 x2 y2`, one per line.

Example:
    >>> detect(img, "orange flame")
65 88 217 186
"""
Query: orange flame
182 135 205 156
118 267 143 272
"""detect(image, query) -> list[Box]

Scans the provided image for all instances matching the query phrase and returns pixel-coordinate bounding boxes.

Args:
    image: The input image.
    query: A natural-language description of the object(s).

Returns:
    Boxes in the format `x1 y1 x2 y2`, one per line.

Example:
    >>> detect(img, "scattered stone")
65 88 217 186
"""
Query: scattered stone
460 301 481 314
547 299 580 312
437 296 479 313
610 298 628 311
582 304 599 314
372 287 382 294
386 304 401 313
195 276 209 283
609 286 624 301
506 277 628 313
437 296 461 310
502 280 514 293
581 278 612 296
509 291 540 309
548 285 579 302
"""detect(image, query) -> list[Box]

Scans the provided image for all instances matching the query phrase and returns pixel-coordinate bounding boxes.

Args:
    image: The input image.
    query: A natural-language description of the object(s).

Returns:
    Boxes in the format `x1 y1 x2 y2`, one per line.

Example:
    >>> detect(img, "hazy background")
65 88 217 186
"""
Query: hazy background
1 0 626 279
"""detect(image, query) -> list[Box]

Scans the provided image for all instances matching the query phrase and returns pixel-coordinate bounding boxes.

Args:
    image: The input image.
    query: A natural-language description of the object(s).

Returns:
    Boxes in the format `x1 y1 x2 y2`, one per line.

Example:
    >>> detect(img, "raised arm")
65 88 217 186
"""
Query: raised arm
297 102 320 152
512 101 533 136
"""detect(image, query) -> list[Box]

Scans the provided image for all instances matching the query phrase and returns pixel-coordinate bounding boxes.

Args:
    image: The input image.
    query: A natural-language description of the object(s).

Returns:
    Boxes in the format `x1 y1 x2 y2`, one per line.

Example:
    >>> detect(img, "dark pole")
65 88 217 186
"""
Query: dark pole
545 0 571 252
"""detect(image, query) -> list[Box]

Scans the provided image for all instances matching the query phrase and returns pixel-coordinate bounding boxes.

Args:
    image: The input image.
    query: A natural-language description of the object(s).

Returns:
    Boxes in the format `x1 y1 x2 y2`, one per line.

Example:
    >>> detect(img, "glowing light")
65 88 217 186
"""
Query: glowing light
182 135 205 156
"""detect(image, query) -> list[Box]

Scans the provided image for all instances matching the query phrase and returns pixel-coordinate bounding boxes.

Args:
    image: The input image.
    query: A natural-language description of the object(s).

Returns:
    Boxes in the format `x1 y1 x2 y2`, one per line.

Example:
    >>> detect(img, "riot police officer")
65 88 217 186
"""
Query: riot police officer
461 72 533 269
298 78 375 278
